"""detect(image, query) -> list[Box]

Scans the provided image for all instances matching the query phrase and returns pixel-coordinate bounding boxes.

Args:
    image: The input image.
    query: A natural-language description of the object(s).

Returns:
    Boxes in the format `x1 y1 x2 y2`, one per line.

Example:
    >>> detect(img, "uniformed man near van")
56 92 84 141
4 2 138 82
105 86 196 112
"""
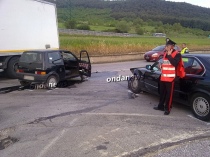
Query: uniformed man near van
153 38 181 115
181 43 189 54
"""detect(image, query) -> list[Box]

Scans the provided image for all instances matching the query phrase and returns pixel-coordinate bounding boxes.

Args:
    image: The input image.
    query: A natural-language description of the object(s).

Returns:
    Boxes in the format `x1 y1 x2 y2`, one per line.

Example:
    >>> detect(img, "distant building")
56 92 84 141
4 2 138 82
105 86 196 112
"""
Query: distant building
152 33 166 37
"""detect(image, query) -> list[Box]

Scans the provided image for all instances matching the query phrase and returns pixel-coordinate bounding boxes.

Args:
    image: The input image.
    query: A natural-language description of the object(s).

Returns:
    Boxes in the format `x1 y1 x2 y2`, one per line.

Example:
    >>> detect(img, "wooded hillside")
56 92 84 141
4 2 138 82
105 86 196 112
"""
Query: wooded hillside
46 0 210 31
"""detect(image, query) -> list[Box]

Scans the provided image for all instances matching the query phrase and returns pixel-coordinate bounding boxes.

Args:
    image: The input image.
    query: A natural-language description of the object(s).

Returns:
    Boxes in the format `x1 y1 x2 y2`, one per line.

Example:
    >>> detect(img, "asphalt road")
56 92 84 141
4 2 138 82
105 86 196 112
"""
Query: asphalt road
0 60 210 157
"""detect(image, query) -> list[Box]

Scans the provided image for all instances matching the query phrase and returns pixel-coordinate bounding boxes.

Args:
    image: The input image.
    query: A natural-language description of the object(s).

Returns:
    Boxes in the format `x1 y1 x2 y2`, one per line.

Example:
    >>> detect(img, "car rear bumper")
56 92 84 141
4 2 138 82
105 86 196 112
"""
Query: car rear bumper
16 72 50 83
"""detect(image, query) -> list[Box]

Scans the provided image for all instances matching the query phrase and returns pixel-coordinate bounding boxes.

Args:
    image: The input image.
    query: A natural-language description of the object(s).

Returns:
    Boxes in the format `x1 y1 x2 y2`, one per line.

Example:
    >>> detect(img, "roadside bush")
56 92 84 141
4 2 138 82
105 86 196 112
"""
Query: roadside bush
76 24 90 30
135 25 144 35
115 21 130 33
65 20 77 29
103 29 118 33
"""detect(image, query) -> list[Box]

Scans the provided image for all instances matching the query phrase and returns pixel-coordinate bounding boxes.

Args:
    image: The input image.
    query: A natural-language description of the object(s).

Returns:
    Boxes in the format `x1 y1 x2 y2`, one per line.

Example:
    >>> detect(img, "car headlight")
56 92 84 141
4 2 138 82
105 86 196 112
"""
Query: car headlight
152 53 158 57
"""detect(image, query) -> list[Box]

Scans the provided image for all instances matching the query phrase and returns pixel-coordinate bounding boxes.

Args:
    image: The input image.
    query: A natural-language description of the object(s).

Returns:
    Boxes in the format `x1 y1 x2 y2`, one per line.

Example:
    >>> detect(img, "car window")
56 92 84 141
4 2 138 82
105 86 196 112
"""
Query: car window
182 57 204 75
20 52 42 63
61 52 77 61
174 46 180 51
152 45 165 51
48 52 62 64
151 61 161 71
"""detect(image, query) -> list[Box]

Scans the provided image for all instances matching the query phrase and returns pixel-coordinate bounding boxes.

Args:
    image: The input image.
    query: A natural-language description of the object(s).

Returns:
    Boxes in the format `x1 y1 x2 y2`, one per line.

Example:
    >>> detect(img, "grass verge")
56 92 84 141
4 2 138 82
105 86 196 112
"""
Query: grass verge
59 34 210 56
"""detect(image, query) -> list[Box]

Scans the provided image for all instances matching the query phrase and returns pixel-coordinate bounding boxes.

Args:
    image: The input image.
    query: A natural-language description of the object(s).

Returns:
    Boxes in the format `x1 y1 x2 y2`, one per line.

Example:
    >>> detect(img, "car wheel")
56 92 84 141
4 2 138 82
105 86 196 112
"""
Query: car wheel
45 75 58 89
191 93 210 121
129 75 142 93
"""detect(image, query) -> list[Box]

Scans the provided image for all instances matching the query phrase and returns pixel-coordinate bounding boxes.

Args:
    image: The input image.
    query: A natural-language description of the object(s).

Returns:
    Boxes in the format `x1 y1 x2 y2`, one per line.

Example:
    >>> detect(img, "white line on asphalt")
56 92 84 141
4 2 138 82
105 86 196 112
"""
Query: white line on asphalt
36 118 78 157
84 112 176 118
69 118 78 126
37 129 67 157
187 115 210 125
115 130 210 157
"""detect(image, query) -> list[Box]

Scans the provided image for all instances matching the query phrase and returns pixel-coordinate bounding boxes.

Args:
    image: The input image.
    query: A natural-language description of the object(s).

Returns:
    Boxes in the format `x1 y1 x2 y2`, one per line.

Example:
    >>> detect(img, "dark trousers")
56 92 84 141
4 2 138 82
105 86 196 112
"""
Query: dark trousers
158 81 175 112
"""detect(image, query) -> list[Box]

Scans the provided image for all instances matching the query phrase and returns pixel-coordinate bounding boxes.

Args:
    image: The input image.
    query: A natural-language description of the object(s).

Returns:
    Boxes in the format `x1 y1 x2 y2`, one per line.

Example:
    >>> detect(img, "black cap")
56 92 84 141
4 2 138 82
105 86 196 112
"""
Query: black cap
166 38 176 46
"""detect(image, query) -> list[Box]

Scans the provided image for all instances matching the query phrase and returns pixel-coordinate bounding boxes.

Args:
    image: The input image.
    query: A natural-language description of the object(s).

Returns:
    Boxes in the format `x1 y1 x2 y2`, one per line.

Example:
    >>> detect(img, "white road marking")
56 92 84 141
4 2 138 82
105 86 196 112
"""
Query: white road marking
84 112 176 118
37 129 67 157
187 115 210 125
69 118 78 126
36 118 78 157
115 130 210 157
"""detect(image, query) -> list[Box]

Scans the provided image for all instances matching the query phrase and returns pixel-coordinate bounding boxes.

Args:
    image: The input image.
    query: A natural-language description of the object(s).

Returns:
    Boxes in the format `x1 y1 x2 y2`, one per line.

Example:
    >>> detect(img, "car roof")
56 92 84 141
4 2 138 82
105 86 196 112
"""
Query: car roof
23 49 67 53
182 53 210 58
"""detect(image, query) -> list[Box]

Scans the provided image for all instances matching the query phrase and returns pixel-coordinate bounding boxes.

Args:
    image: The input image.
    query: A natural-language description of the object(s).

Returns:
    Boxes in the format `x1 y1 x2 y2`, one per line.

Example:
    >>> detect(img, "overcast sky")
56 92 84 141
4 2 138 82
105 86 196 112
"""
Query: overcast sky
165 0 210 8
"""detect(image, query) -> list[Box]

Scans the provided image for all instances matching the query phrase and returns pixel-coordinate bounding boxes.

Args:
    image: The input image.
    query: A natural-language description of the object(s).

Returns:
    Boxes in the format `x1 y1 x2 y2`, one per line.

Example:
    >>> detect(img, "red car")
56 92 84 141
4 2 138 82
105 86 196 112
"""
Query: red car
144 45 181 62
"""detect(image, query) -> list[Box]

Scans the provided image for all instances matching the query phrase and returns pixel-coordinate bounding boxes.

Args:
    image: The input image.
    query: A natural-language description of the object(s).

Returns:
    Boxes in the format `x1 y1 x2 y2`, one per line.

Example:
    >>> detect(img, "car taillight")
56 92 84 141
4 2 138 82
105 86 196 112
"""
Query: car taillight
17 69 24 73
35 71 46 75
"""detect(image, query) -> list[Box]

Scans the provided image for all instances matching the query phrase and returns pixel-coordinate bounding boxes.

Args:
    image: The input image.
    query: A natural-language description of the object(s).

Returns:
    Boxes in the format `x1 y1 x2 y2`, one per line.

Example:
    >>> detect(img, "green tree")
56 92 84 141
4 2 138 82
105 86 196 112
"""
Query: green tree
156 26 165 33
65 20 77 29
133 18 144 26
115 21 130 33
135 25 144 35
172 23 183 32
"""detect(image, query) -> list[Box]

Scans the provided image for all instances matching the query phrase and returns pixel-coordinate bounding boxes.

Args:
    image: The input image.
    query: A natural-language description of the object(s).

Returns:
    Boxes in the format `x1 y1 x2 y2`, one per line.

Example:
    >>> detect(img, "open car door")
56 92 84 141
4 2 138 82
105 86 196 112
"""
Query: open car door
79 50 91 77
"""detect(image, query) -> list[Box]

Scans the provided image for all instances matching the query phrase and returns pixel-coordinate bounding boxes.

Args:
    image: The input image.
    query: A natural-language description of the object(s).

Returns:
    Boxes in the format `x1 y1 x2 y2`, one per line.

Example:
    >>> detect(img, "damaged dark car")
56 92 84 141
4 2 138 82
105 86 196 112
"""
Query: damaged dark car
129 54 210 121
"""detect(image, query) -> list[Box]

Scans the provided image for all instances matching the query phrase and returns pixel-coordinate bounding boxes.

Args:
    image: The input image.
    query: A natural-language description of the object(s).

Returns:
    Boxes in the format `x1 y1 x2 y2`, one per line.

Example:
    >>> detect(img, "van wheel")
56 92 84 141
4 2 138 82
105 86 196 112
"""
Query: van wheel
129 75 142 93
191 93 210 121
45 75 58 89
6 56 20 79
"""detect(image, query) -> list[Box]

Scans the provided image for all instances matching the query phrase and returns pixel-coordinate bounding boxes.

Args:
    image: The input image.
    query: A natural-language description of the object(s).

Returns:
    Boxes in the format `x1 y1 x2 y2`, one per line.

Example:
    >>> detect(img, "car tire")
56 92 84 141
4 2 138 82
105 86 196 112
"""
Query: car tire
6 56 20 79
191 93 210 121
129 75 142 93
45 75 58 89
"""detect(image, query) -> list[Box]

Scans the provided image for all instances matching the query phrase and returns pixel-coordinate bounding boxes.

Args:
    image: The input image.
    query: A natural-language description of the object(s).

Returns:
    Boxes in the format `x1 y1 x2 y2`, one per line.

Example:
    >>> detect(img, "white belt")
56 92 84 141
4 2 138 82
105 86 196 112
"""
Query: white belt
162 74 176 77
162 67 175 70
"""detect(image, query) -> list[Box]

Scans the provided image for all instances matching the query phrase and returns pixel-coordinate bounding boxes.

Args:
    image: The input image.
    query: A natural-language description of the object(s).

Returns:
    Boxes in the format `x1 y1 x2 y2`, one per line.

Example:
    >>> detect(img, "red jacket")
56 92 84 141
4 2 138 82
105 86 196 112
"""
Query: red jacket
161 51 185 82
161 51 177 82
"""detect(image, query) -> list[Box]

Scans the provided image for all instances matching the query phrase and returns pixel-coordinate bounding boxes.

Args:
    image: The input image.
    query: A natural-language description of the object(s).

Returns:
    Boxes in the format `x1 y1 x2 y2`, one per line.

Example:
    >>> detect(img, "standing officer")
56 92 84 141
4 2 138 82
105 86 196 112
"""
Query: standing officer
153 38 181 115
181 43 189 54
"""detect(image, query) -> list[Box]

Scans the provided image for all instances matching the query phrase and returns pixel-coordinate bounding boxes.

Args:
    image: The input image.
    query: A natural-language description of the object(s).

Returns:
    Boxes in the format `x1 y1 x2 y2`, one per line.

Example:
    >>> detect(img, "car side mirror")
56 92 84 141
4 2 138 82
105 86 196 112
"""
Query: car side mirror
146 65 151 70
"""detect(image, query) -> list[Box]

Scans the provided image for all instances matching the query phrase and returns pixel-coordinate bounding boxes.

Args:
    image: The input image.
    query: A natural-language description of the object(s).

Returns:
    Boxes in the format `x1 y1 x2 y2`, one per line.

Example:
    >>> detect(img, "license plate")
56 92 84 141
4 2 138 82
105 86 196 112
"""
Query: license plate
24 75 34 80
145 57 149 59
